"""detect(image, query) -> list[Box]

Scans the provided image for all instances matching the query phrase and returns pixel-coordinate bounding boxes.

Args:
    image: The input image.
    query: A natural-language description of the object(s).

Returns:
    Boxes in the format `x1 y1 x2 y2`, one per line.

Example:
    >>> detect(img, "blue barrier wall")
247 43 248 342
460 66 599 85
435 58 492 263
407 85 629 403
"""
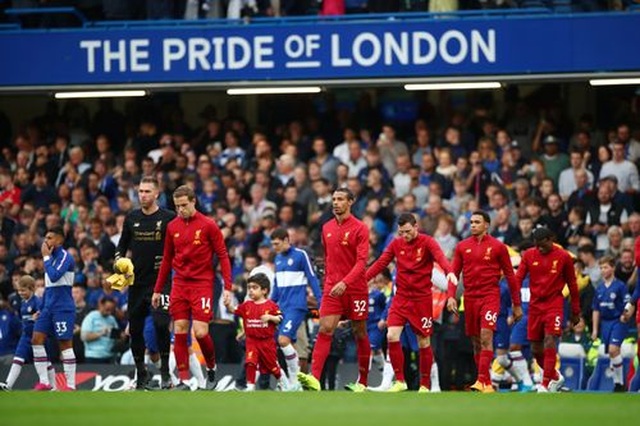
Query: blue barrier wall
0 13 639 87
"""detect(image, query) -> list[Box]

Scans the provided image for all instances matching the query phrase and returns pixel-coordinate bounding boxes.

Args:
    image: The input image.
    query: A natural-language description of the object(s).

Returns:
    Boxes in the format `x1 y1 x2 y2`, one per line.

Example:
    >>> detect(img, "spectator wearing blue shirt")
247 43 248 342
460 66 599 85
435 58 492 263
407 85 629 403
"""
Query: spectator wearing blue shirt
271 228 322 390
0 298 20 363
81 296 120 364
591 256 630 392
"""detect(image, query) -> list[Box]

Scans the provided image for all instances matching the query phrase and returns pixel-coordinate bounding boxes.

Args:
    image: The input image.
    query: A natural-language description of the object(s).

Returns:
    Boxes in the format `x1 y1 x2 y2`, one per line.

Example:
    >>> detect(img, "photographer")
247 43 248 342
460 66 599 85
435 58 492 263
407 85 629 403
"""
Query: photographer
80 296 122 364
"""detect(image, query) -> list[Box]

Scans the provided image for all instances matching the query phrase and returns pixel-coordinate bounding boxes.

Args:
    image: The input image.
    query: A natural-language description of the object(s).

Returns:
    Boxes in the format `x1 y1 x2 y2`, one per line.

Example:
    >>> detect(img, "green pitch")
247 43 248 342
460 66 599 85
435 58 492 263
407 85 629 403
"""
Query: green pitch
0 392 638 426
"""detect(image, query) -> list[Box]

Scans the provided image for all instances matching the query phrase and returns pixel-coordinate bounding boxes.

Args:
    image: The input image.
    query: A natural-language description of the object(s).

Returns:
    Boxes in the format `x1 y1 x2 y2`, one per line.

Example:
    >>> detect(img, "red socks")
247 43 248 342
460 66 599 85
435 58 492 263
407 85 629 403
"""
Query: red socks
388 341 405 382
542 347 558 387
246 363 257 385
356 335 371 386
311 332 332 380
174 333 190 381
419 346 433 389
196 334 216 370
478 349 493 385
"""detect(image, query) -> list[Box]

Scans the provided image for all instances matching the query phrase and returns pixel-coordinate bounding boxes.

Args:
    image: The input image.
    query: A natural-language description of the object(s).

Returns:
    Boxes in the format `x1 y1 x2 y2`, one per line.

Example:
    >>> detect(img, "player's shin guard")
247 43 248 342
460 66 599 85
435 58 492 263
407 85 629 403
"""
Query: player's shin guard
33 345 50 385
611 355 624 385
542 348 557 387
196 334 216 370
419 346 433 389
246 363 257 385
281 344 300 385
6 358 24 389
61 348 76 389
310 332 332 380
478 350 493 385
174 333 190 381
356 335 371 386
388 341 405 382
47 363 57 390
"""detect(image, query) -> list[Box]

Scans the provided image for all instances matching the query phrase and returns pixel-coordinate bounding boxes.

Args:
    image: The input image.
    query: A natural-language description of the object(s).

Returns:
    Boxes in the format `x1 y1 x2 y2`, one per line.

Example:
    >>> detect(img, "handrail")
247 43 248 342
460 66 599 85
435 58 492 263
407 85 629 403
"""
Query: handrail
4 6 87 25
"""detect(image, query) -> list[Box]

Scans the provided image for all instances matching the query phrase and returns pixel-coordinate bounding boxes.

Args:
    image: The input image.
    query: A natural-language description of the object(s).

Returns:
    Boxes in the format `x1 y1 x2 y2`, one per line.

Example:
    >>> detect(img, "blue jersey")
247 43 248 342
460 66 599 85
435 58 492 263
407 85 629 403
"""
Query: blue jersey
367 288 387 326
43 246 75 312
272 247 322 313
20 295 41 336
498 278 511 319
0 308 21 356
592 279 629 320
632 273 640 304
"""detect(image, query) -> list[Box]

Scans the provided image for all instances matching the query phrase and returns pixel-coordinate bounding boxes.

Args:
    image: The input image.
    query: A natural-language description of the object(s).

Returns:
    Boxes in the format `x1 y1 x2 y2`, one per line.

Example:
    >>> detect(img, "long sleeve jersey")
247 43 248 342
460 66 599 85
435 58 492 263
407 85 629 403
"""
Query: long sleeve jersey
154 211 232 292
321 214 369 295
451 234 520 305
633 236 640 304
272 246 322 312
516 244 579 316
43 246 75 311
366 233 452 300
116 207 176 289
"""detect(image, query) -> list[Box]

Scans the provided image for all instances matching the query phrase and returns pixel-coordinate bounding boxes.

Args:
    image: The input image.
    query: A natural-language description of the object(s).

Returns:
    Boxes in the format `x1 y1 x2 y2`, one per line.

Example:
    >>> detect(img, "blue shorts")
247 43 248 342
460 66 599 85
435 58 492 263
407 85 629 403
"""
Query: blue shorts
510 315 528 347
368 323 384 351
278 309 307 342
143 315 158 354
15 333 33 362
493 315 510 350
600 319 627 349
34 309 75 340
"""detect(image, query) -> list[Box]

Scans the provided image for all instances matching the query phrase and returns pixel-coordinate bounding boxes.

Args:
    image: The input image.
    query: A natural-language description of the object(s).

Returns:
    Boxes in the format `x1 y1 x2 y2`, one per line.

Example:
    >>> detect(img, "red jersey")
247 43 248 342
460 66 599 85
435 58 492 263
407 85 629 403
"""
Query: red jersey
451 234 520 304
154 211 232 292
235 299 281 340
322 214 369 295
516 244 579 315
366 233 452 300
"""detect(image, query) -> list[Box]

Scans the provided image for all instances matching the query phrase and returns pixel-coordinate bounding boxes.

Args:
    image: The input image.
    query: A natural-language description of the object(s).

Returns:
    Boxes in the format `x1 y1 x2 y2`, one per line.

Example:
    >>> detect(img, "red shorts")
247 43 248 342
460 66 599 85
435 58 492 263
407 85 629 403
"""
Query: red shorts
387 296 433 337
464 296 500 337
319 291 369 321
528 304 564 342
245 337 280 376
636 303 640 326
170 284 213 322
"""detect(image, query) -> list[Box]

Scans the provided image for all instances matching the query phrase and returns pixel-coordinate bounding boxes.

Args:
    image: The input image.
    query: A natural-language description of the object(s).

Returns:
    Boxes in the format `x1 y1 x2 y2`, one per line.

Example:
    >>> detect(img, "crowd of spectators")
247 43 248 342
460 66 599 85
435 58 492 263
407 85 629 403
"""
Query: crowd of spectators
1 0 638 27
0 86 638 387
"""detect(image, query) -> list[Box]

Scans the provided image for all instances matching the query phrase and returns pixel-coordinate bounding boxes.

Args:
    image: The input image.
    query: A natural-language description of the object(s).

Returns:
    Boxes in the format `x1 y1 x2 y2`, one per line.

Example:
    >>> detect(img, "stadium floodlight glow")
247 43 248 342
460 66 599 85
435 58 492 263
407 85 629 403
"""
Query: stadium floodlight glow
404 82 502 91
589 78 640 87
227 86 322 95
54 90 147 99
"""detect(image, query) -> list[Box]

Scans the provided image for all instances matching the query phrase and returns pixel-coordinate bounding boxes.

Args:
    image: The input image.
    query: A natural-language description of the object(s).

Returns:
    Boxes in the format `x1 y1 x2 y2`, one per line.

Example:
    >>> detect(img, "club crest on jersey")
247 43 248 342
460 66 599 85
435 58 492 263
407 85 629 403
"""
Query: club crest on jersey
341 231 350 246
465 249 471 253
551 260 558 274
483 247 492 260
610 293 616 300
193 229 202 245
287 258 294 266
416 247 423 262
174 232 180 238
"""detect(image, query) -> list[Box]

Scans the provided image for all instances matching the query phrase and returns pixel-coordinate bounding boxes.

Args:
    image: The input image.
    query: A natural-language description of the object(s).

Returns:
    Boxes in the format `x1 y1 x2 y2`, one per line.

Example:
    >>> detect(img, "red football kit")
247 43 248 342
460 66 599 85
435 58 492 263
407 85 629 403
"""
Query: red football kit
366 233 453 337
516 244 579 341
320 214 370 320
154 211 232 322
235 299 282 378
451 234 520 336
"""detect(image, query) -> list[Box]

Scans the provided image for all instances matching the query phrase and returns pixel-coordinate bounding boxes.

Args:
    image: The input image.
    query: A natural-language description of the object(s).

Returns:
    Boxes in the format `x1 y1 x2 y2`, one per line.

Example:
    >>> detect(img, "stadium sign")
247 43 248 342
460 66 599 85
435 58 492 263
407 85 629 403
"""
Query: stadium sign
0 13 638 88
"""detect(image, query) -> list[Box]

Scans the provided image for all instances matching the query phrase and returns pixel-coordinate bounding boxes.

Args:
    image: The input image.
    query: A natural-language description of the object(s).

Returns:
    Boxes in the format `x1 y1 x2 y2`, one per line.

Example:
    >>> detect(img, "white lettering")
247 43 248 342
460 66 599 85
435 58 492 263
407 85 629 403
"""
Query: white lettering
306 34 321 57
412 32 437 65
439 30 468 65
353 33 381 67
129 39 150 72
254 36 274 69
227 37 251 69
80 40 101 73
331 34 352 67
188 38 211 71
384 32 409 65
471 29 495 63
103 40 127 72
284 35 305 58
211 38 225 70
163 38 186 71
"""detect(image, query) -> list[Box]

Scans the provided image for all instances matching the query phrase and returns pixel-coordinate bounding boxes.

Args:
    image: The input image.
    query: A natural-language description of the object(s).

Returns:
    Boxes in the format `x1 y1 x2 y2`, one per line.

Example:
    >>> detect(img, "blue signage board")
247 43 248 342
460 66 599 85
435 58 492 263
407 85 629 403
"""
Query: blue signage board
0 13 638 87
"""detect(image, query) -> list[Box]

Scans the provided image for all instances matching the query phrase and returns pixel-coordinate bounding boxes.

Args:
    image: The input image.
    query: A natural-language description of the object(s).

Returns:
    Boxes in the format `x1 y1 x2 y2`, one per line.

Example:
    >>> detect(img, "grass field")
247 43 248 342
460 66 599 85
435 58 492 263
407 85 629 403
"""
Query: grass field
0 392 639 426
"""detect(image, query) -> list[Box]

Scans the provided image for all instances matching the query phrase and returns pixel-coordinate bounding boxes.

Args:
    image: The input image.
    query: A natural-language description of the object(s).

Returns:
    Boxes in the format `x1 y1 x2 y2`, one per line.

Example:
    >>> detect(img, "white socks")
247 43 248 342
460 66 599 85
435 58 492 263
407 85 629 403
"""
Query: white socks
611 355 624 385
281 344 299 385
5 358 23 389
430 362 441 392
169 352 179 385
189 353 205 388
380 355 394 389
33 345 50 385
61 348 76 389
510 351 533 386
47 363 57 390
372 353 385 371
